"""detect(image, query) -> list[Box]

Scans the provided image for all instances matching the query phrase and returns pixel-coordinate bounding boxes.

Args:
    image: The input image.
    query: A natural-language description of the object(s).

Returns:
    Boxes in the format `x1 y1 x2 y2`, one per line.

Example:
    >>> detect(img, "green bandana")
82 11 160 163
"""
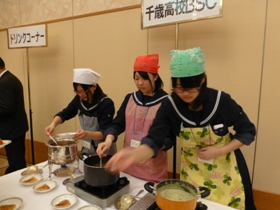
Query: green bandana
170 47 205 77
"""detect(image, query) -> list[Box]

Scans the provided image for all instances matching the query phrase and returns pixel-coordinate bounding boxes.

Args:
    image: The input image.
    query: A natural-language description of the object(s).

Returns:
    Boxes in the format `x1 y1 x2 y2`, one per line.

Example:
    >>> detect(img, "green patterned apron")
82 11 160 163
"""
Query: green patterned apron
179 125 245 210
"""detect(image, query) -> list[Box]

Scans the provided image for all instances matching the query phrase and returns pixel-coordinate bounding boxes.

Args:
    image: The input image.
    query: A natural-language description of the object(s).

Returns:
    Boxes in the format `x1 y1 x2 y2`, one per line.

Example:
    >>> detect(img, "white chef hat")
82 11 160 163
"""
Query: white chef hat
73 68 101 85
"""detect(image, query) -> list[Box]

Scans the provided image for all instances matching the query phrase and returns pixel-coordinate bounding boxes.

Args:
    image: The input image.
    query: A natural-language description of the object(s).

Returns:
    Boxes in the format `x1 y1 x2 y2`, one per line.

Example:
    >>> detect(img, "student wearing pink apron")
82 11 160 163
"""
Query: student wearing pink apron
105 48 256 210
97 54 172 182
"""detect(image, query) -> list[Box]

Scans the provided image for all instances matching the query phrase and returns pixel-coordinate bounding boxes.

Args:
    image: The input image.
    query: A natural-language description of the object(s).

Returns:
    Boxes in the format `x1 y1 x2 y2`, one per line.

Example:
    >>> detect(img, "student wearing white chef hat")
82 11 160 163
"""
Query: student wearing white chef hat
73 68 100 85
45 68 116 157
72 68 101 104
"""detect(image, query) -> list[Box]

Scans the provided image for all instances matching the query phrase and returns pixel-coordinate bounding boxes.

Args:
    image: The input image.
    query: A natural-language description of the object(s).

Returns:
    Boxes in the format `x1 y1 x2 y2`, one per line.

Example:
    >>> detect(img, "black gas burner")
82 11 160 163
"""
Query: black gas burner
74 176 129 199
66 176 130 208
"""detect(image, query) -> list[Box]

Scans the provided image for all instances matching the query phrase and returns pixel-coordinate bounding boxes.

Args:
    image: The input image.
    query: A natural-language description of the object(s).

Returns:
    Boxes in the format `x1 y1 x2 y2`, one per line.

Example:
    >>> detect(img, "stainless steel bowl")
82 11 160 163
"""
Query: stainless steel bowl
45 138 78 165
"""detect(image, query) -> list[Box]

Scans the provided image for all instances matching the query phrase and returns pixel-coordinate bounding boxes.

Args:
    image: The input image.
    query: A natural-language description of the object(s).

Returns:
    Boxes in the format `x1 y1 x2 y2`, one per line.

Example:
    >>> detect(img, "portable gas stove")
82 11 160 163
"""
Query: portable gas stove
66 175 130 208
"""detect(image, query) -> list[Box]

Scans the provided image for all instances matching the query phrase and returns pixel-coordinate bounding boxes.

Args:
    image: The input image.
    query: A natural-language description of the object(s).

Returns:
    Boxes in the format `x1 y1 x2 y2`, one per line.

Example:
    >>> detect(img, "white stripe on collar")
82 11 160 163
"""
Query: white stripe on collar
200 90 221 125
133 91 168 106
168 90 221 126
80 96 108 111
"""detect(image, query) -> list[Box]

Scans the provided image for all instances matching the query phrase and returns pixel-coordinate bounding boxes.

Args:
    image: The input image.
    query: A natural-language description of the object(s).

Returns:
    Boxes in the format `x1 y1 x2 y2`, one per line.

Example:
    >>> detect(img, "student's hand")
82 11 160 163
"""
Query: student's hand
45 125 55 136
198 146 221 160
96 135 115 158
45 117 62 136
105 147 137 173
96 141 112 158
105 145 154 174
198 139 244 160
75 129 87 140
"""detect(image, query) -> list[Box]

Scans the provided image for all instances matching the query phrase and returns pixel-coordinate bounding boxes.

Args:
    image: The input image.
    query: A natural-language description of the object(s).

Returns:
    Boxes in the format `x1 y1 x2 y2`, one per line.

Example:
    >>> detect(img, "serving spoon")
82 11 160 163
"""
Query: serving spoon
49 135 58 145
22 163 48 176
116 189 144 210
62 168 76 185
27 163 48 172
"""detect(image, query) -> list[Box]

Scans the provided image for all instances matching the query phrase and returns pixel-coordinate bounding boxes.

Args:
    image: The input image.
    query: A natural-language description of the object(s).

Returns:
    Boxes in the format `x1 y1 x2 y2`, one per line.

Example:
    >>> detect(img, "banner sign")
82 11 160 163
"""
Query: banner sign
142 0 223 28
7 24 47 48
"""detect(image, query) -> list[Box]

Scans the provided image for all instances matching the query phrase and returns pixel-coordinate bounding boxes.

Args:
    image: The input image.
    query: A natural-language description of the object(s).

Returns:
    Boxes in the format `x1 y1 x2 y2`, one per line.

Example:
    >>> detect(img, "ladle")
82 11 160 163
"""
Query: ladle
27 163 48 172
49 135 58 145
21 163 48 176
118 189 144 209
62 168 76 185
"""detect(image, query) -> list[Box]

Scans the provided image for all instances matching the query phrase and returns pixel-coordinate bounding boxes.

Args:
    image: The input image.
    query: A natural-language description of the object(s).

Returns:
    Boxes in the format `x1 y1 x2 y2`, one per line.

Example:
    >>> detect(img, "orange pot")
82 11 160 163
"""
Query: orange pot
144 179 210 210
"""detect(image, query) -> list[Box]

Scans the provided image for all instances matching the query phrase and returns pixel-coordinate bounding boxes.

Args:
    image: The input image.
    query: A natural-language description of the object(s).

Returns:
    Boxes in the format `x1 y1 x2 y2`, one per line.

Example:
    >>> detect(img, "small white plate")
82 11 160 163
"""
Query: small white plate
0 140 12 149
19 174 43 185
33 180 57 193
0 197 23 210
77 205 102 210
56 132 77 139
51 194 77 209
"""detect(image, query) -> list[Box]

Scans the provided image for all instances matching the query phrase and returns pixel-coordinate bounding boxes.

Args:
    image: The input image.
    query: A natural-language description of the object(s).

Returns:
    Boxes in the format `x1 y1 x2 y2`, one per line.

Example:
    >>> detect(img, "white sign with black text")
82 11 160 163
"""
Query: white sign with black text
142 0 223 28
7 24 47 48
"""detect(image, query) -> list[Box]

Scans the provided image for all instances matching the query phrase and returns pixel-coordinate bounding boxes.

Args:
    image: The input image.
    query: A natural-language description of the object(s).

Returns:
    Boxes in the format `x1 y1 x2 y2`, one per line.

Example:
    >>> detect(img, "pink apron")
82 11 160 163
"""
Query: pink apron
123 96 168 182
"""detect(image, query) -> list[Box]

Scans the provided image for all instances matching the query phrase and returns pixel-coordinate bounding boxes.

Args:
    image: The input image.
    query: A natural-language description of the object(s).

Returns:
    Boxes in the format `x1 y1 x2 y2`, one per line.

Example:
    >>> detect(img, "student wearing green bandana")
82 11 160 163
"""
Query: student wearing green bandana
105 47 256 210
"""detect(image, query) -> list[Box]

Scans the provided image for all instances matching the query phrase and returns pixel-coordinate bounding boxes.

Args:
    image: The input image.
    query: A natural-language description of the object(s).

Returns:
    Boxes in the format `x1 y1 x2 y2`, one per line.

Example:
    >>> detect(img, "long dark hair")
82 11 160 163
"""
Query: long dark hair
73 83 107 105
133 71 164 93
171 73 207 110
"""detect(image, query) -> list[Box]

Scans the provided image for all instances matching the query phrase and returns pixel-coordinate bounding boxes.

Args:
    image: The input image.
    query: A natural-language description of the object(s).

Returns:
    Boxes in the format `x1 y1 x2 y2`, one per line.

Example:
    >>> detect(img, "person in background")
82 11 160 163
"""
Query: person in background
45 68 116 155
97 54 174 182
105 47 256 210
0 57 29 174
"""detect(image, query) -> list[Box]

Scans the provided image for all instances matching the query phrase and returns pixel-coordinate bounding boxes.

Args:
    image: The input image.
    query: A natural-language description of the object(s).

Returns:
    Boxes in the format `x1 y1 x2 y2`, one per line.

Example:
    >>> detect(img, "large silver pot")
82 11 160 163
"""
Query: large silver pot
45 138 78 165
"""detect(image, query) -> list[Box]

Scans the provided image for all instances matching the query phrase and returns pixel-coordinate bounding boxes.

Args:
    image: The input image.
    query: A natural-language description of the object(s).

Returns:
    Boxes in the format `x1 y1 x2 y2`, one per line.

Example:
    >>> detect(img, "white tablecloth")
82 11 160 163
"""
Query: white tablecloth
0 161 236 210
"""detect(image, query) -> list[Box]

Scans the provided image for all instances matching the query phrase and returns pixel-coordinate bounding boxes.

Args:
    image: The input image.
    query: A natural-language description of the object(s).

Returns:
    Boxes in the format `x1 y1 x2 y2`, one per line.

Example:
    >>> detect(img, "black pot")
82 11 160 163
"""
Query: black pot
82 154 119 187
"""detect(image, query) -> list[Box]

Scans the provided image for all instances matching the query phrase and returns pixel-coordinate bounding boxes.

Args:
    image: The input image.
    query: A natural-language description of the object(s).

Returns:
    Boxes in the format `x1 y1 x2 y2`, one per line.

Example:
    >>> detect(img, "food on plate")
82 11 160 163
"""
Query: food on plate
23 176 38 183
160 189 194 201
55 199 71 208
0 204 16 210
0 139 3 145
36 183 50 191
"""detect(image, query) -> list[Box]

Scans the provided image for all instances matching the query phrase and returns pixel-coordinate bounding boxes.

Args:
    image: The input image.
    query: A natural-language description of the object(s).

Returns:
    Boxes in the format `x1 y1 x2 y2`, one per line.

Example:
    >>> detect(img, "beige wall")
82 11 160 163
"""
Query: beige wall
254 0 280 193
0 0 279 195
0 0 141 29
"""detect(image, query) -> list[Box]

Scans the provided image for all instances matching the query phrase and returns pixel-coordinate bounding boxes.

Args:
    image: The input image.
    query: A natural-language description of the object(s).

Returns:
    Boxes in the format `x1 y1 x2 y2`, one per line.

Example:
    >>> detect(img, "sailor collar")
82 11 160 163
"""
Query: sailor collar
168 90 221 126
132 90 168 106
80 96 108 111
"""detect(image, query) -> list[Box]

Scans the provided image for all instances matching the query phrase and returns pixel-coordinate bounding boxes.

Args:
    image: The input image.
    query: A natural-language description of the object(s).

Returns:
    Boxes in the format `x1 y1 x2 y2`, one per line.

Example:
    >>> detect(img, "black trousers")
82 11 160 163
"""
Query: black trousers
5 134 27 174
